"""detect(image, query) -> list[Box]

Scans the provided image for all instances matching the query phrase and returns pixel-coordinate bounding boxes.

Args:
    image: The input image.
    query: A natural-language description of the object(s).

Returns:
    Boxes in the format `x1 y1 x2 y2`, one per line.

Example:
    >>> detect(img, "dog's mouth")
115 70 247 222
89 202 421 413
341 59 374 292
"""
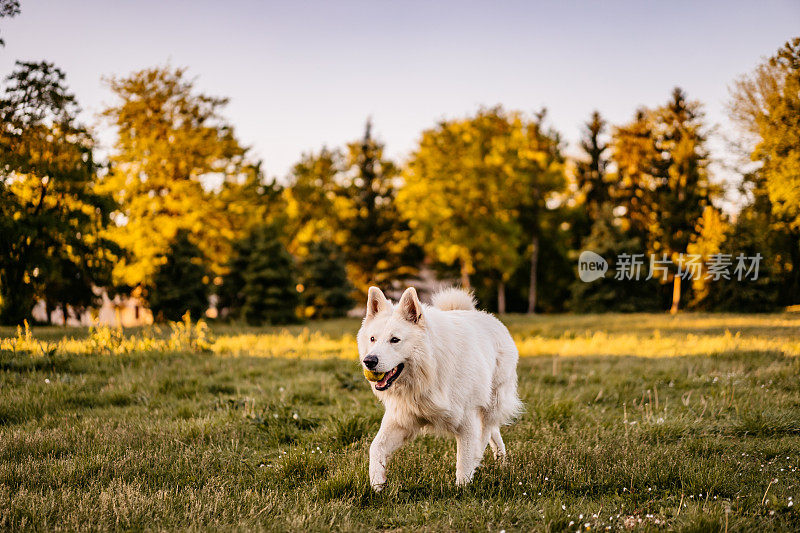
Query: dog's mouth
374 363 404 391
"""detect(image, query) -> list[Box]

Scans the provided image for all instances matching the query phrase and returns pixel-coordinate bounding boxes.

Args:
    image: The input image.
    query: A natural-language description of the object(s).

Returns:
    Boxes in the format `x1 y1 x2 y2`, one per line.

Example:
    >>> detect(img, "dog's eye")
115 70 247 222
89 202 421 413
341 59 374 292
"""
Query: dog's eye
390 337 400 344
370 336 375 342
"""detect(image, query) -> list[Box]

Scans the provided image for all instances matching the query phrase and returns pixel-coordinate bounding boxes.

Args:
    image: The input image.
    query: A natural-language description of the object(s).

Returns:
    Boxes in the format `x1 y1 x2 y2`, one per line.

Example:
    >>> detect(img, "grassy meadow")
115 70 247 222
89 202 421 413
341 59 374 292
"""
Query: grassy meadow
1 313 799 531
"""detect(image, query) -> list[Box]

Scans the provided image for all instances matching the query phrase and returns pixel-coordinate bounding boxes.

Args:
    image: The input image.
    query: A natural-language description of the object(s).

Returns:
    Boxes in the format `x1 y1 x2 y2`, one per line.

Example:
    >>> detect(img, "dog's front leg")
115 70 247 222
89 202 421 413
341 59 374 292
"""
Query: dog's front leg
369 416 412 491
455 414 482 486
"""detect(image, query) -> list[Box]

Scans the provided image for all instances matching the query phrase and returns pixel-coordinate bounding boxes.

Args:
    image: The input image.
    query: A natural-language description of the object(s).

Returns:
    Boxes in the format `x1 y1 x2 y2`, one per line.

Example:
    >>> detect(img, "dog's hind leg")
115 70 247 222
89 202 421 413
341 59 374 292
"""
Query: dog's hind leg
479 423 493 459
489 427 506 461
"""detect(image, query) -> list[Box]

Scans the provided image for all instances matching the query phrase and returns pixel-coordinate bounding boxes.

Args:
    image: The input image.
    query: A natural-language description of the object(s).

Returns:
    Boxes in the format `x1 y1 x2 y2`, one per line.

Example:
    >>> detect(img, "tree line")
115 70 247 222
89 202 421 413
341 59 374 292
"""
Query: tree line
1 34 798 324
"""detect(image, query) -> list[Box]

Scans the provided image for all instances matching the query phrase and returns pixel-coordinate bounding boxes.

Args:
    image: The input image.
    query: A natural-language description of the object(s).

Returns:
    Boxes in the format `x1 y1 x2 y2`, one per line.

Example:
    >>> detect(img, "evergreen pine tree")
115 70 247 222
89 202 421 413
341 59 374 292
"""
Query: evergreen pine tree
575 111 610 220
342 120 422 294
612 88 713 313
300 241 354 319
149 231 210 321
572 110 612 255
238 225 300 325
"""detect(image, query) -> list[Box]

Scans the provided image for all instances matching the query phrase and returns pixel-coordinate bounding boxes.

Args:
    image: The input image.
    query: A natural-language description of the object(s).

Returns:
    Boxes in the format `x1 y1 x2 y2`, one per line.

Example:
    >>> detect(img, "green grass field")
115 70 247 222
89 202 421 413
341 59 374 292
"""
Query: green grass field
1 313 799 531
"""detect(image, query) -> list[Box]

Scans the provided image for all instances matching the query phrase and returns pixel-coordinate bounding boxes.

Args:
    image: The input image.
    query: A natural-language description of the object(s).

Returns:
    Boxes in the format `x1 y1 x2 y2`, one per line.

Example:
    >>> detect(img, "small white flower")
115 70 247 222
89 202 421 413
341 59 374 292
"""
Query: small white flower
44 378 50 384
562 505 566 510
292 413 299 420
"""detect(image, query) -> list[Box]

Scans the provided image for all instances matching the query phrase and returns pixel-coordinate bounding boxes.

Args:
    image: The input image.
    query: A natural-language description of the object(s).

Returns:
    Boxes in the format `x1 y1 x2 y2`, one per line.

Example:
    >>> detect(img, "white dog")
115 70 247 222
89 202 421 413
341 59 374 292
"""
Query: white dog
357 286 522 490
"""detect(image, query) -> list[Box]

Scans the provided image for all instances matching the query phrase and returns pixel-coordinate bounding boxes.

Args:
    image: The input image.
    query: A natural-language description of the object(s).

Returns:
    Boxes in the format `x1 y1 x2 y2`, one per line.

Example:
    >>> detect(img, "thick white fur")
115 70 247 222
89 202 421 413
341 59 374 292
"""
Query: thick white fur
357 286 522 490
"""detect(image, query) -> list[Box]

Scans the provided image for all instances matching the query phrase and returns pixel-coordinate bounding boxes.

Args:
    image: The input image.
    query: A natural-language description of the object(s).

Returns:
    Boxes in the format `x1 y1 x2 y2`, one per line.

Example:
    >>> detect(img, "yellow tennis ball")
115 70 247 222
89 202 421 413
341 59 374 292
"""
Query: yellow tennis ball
363 368 386 382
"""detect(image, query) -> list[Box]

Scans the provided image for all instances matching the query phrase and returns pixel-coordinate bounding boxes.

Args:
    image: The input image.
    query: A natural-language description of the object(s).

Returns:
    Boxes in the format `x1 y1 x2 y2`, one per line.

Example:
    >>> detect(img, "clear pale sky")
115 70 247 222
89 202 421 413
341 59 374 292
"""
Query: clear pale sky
1 0 798 184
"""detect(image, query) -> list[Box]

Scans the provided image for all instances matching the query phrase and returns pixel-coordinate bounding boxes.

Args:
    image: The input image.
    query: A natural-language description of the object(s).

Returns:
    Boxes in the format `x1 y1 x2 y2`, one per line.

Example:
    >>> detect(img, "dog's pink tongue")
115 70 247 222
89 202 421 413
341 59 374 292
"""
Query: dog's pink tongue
377 367 394 387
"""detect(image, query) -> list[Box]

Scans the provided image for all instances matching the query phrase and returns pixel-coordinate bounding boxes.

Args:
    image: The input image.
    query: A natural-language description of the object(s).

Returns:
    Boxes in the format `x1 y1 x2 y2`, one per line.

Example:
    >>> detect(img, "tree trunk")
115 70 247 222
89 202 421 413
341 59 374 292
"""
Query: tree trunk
0 271 34 325
460 258 471 289
527 234 539 314
670 275 681 314
62 303 68 327
791 232 800 305
497 280 506 314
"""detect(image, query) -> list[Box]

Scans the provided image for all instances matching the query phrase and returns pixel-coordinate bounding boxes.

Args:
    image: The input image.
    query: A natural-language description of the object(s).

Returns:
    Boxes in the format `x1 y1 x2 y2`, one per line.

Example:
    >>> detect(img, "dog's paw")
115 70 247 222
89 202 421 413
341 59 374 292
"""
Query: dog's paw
370 471 387 491
455 475 474 487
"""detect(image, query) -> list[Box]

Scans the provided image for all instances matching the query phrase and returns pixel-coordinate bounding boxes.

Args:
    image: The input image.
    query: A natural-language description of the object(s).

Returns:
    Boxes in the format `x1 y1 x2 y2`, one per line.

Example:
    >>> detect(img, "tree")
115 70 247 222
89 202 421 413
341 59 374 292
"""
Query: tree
702 199 780 312
0 61 118 324
568 205 662 312
515 111 566 313
340 120 422 294
283 122 421 297
612 89 713 313
0 0 20 47
148 230 209 322
399 107 564 313
684 206 729 308
220 225 300 325
729 37 800 303
299 240 354 319
101 66 249 294
575 111 611 223
283 147 351 257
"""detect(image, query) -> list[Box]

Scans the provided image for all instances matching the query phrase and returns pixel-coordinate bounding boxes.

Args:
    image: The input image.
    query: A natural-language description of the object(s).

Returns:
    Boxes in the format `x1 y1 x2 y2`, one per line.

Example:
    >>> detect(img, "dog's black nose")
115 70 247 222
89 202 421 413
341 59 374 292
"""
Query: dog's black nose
363 355 379 369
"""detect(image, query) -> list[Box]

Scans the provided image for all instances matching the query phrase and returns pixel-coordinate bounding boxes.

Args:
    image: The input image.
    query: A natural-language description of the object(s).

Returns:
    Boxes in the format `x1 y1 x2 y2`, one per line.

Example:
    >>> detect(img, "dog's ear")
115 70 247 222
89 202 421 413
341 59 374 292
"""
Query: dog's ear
397 287 423 324
366 286 389 319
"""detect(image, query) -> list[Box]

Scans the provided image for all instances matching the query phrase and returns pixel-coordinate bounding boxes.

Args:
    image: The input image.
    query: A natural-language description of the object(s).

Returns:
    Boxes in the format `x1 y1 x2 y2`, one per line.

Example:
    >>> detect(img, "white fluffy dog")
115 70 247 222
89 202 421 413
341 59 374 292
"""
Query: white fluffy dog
357 286 522 490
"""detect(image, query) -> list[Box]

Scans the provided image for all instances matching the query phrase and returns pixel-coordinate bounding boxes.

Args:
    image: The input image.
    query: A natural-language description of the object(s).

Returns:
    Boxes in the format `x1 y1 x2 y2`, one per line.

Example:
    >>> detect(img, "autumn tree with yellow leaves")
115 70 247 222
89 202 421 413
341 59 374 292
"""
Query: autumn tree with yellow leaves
399 107 564 312
729 37 800 304
101 66 253 298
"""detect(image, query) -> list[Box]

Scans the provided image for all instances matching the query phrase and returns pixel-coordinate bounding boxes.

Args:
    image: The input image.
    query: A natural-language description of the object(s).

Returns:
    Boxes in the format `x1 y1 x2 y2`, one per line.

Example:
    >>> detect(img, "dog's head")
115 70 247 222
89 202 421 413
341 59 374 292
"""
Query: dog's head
356 286 427 393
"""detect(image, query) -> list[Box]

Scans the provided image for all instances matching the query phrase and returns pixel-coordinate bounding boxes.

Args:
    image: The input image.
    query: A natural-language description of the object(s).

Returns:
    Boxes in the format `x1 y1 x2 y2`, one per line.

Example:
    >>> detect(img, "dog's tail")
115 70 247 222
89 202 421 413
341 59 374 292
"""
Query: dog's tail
431 287 476 311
